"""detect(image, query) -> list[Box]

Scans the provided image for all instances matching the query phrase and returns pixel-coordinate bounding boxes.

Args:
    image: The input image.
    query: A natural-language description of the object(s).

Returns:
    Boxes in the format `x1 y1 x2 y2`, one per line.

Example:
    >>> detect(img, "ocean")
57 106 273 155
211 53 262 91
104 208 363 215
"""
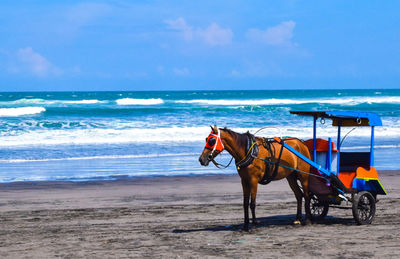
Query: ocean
0 89 399 182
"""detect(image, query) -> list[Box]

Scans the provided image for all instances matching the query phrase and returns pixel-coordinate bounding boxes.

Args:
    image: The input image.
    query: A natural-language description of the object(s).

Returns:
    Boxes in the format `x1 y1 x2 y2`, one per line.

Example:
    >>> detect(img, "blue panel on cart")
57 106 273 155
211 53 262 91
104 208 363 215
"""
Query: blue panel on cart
353 178 365 190
352 178 386 194
353 178 375 192
370 180 387 195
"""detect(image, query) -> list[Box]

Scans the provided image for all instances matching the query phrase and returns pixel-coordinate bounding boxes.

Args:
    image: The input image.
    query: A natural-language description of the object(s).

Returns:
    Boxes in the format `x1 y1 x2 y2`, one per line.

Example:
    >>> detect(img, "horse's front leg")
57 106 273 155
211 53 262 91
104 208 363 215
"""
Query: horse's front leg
241 178 250 231
298 174 312 225
250 177 259 226
287 173 303 224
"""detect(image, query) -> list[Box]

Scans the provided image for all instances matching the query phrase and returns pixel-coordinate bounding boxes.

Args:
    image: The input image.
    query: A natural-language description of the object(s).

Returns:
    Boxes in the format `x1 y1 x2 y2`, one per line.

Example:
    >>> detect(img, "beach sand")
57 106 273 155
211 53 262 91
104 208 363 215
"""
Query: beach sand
0 171 399 258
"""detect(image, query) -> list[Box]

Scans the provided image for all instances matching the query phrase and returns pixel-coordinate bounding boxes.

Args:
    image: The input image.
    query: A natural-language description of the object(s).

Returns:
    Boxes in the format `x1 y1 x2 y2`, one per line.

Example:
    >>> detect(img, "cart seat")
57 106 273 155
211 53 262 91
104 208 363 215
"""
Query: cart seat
304 138 337 153
339 152 370 172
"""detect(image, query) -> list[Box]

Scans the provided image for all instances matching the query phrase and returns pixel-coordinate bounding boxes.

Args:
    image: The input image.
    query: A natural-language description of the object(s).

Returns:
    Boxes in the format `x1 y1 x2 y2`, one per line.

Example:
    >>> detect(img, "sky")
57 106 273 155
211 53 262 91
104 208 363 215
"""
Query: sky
0 0 400 91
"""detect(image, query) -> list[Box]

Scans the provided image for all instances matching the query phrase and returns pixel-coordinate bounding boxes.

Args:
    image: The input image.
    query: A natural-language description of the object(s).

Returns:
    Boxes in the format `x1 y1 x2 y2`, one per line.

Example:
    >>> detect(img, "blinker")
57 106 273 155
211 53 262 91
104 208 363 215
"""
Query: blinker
207 137 216 146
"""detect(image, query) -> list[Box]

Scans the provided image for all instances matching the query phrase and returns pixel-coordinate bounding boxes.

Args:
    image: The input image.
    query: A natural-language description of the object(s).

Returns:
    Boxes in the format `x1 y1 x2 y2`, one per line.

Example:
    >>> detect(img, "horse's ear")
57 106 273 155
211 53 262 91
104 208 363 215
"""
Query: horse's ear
212 125 218 133
210 125 214 132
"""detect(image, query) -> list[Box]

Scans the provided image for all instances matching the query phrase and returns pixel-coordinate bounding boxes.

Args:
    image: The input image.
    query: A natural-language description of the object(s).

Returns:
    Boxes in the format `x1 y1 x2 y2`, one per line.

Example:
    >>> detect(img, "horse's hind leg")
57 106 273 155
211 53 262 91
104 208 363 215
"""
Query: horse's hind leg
287 173 303 224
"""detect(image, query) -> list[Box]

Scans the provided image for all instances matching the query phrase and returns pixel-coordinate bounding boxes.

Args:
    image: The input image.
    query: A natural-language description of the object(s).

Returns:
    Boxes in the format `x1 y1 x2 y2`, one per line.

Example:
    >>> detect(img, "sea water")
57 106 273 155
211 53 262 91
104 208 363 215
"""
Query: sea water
0 89 399 182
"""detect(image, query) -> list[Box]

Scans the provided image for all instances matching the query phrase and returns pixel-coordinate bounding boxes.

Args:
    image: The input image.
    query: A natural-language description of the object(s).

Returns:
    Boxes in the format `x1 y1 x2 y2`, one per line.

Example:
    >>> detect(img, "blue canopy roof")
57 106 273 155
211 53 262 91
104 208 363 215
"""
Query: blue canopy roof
290 111 382 126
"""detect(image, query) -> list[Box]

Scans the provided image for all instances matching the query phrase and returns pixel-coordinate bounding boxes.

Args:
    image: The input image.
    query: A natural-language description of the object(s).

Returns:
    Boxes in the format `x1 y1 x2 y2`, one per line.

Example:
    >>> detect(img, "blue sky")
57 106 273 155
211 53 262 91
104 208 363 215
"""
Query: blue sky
1 0 399 91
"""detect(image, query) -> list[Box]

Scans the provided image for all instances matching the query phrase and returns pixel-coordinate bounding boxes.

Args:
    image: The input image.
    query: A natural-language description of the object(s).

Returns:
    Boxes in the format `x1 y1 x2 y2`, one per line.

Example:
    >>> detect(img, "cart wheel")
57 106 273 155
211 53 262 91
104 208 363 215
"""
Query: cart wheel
310 193 329 221
352 191 376 225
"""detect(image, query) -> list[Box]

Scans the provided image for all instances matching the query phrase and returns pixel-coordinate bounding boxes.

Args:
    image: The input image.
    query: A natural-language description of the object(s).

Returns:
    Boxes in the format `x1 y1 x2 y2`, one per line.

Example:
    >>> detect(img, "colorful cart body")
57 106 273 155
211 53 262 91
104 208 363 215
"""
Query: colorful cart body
281 111 387 224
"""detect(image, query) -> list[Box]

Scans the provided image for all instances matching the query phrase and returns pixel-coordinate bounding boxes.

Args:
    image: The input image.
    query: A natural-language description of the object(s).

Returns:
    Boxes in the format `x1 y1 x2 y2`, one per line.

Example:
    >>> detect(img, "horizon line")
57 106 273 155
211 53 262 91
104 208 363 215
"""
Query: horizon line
1 88 399 93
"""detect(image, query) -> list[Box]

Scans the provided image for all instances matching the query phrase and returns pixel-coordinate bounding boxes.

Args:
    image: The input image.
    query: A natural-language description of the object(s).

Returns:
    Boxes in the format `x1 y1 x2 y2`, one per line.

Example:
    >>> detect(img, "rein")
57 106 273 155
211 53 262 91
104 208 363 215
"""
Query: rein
211 156 234 169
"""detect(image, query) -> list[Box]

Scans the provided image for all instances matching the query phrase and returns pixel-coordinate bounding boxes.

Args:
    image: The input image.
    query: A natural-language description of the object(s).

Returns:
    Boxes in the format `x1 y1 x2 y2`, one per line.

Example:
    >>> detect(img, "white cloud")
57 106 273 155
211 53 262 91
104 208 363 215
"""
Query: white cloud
165 18 232 46
231 70 241 77
173 67 189 76
14 47 61 77
164 17 193 41
198 23 233 46
246 21 296 46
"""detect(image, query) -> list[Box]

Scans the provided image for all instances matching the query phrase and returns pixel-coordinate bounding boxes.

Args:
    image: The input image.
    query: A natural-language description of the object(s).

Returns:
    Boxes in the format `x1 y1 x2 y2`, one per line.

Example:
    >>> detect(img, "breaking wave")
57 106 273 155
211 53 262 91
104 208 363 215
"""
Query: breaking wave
175 96 400 106
116 98 164 105
0 125 398 147
0 107 46 117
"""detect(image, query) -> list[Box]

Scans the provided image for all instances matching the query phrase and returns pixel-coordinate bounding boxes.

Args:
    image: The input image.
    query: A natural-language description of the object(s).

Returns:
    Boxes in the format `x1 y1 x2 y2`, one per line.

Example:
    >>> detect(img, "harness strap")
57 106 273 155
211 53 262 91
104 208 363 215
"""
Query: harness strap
257 137 336 187
258 137 301 185
236 133 259 170
259 138 282 185
255 156 326 180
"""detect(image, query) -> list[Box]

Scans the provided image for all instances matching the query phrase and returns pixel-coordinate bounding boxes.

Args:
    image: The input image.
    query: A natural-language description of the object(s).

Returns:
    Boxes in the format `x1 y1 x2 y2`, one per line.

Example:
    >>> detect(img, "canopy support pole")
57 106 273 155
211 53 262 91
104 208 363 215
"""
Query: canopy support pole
370 126 375 167
336 122 341 176
313 116 317 162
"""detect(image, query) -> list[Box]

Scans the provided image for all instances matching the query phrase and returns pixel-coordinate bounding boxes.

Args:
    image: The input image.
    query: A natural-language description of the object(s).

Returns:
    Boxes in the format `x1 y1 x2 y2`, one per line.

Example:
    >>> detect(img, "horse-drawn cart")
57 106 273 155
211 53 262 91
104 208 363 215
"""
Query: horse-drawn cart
285 111 387 224
199 110 387 229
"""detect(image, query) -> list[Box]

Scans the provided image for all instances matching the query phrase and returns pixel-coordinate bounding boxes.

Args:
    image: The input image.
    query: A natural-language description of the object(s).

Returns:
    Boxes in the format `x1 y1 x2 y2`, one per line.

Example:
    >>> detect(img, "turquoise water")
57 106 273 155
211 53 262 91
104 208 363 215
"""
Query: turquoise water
0 89 399 182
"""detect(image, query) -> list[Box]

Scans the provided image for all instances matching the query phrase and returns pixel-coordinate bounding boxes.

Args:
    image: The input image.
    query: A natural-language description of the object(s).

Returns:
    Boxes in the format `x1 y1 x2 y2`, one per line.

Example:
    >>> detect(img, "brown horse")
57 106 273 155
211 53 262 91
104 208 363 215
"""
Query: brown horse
199 126 312 230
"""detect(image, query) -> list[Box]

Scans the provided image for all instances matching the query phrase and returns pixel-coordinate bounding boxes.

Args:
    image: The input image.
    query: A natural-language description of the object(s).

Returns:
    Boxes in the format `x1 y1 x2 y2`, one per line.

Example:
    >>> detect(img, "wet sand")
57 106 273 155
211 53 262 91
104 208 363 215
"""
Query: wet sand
0 171 399 258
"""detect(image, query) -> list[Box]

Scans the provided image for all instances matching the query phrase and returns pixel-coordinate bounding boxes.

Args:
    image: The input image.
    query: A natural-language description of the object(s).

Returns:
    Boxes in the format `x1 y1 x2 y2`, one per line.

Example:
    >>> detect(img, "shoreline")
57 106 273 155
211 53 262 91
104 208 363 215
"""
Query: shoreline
0 169 398 187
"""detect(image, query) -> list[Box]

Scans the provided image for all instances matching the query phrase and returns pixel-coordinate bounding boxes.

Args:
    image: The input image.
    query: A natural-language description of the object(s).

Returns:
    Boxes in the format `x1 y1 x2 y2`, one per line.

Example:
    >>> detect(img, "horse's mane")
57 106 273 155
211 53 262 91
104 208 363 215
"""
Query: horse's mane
221 127 249 147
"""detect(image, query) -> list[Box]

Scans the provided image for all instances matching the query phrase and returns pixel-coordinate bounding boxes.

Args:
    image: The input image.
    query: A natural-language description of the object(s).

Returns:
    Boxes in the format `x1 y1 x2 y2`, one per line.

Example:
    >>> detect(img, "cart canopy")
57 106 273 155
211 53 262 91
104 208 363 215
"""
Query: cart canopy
290 111 382 127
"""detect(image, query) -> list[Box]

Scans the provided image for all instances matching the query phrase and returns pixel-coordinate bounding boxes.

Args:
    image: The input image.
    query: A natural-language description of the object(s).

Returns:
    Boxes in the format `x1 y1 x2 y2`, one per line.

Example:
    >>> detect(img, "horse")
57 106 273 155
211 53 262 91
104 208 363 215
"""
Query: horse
199 126 312 231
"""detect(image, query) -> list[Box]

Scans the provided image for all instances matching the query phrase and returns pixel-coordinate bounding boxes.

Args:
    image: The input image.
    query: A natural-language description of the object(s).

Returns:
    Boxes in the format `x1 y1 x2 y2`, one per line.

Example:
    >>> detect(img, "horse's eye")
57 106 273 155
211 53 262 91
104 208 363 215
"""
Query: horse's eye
207 137 216 146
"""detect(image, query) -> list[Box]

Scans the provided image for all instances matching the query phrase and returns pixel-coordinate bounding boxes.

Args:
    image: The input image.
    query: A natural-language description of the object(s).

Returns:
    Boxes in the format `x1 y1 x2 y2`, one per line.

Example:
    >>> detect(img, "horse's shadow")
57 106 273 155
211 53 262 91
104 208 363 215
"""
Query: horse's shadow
172 214 355 233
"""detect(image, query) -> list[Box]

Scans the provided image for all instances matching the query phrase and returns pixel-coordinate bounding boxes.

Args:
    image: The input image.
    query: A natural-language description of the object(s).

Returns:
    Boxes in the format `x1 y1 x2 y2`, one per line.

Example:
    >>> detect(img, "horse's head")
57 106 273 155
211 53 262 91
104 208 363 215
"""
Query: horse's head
199 125 224 166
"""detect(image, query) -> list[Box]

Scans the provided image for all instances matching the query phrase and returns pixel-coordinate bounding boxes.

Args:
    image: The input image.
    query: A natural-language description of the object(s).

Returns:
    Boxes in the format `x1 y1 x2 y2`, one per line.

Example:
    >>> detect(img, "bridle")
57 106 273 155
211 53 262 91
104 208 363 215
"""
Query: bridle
204 128 233 169
205 128 224 157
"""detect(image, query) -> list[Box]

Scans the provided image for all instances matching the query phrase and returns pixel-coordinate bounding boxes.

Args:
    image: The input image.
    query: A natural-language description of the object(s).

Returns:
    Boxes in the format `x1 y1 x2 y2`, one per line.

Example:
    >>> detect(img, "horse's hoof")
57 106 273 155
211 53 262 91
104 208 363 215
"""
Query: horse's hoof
293 220 301 225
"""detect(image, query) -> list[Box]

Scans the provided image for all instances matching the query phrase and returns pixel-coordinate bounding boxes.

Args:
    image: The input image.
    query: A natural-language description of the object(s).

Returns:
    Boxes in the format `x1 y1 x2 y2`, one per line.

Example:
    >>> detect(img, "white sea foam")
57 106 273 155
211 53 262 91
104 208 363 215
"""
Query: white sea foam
175 96 400 106
0 98 106 106
0 107 46 117
1 96 399 107
0 152 198 163
0 125 398 147
116 98 164 105
0 98 54 106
